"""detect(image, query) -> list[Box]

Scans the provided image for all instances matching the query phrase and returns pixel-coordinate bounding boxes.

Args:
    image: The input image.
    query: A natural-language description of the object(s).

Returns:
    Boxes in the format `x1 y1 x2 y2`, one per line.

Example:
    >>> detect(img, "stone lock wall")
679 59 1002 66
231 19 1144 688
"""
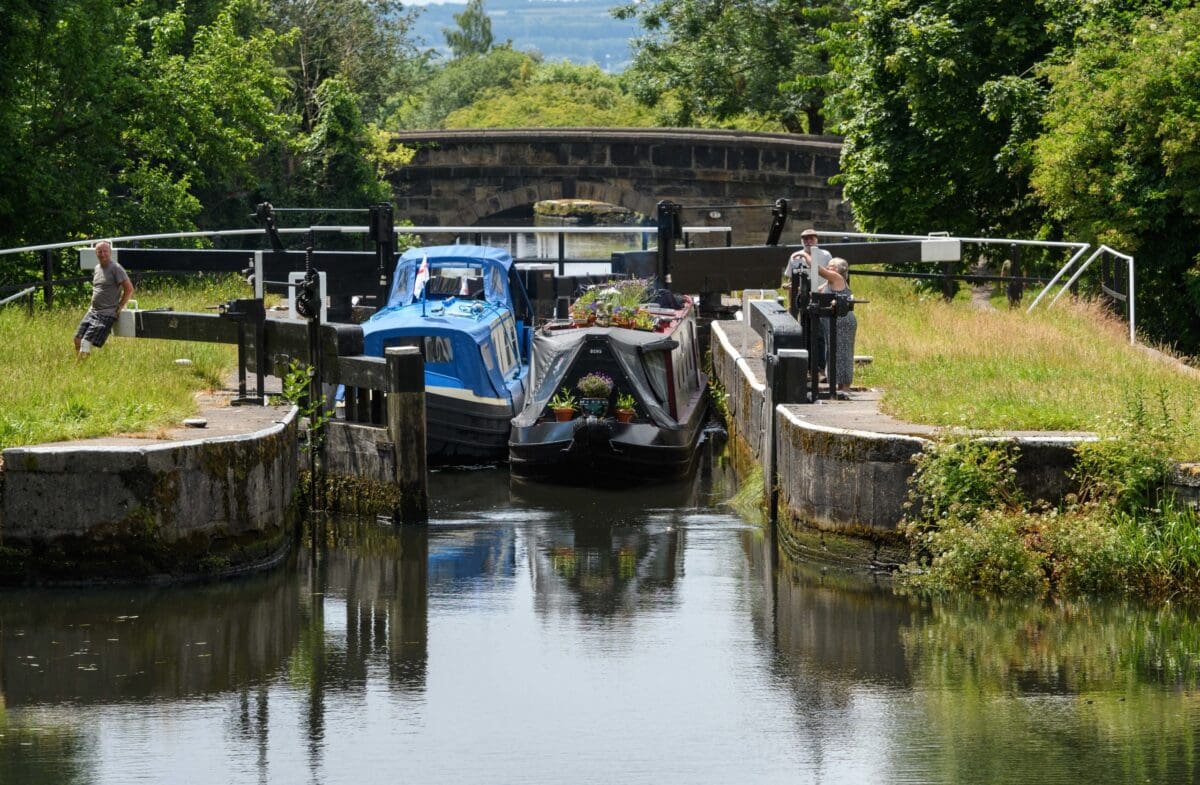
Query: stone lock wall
0 409 299 583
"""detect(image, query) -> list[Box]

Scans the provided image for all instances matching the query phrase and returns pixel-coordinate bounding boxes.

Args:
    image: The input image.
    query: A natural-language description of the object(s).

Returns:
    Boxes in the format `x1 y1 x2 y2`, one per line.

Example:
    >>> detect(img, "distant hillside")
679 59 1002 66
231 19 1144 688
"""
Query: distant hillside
410 0 640 71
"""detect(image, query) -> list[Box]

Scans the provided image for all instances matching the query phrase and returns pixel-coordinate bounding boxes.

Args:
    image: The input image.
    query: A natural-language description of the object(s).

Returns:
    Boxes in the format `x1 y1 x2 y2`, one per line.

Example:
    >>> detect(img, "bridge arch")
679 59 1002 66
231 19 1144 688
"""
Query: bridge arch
388 128 848 242
451 181 659 227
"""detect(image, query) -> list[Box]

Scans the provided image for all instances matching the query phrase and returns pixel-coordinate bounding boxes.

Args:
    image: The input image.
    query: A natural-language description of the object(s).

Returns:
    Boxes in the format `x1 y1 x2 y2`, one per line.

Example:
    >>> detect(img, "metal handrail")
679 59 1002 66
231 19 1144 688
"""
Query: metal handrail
0 286 36 307
0 223 733 258
1026 244 1091 312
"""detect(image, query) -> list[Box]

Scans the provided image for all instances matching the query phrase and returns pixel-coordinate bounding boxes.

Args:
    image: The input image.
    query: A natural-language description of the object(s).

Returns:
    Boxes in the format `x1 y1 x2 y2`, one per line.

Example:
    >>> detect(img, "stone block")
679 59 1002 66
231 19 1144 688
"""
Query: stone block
788 152 814 174
610 144 650 167
693 146 728 170
727 147 760 171
814 154 841 179
652 145 692 169
760 149 789 172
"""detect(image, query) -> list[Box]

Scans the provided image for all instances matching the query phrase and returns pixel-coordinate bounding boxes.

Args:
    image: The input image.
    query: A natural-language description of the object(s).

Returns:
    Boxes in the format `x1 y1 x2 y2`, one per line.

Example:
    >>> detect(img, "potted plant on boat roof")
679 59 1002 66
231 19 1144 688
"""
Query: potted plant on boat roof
633 310 658 331
575 371 613 416
615 391 636 424
549 387 577 421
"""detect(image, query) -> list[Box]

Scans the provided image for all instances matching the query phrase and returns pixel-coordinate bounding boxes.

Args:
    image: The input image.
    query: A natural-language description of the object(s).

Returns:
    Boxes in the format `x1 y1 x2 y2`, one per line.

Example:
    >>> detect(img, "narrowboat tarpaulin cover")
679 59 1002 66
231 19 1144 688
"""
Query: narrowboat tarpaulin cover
513 327 677 429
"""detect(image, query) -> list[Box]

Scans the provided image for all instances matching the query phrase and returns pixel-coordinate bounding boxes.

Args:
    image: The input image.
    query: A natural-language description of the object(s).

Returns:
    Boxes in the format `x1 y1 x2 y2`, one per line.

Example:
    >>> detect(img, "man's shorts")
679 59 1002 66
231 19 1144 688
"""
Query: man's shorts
75 310 117 348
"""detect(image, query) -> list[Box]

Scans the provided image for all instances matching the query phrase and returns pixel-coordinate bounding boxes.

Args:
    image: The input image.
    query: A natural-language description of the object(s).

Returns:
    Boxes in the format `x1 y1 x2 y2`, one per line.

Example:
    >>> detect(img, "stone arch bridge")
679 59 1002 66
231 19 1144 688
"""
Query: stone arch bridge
387 128 848 243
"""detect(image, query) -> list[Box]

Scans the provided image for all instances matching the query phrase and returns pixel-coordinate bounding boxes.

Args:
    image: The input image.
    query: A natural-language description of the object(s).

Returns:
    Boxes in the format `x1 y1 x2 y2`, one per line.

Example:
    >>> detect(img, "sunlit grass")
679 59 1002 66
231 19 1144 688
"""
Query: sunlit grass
851 273 1200 459
0 275 253 450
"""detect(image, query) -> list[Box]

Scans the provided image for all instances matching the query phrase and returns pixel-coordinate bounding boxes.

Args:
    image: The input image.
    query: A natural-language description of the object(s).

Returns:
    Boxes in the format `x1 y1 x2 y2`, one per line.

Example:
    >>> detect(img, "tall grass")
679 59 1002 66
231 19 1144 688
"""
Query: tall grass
0 275 251 450
852 274 1200 459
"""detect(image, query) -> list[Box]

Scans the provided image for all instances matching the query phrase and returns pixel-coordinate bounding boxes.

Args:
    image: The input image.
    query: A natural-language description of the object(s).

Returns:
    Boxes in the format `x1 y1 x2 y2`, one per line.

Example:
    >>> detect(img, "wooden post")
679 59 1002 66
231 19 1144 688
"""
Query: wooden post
386 346 427 523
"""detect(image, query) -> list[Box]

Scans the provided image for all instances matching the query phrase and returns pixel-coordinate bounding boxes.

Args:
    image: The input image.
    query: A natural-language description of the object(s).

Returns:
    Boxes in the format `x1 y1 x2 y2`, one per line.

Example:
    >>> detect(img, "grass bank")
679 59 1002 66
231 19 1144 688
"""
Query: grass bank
0 275 249 450
852 275 1200 459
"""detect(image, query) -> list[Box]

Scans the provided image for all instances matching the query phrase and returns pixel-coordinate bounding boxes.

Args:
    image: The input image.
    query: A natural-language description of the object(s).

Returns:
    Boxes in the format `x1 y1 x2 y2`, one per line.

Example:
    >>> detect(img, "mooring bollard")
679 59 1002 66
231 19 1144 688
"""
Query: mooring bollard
386 346 428 523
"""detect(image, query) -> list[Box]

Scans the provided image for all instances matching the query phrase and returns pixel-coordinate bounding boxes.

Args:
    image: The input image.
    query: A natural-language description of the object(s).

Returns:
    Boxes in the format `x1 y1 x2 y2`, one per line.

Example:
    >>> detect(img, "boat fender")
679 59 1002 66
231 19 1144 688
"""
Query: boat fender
568 416 614 454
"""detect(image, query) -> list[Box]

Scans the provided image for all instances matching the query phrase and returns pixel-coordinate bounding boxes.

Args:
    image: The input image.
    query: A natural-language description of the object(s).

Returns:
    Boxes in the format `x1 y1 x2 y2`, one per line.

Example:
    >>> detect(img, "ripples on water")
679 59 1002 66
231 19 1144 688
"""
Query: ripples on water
2 448 1199 784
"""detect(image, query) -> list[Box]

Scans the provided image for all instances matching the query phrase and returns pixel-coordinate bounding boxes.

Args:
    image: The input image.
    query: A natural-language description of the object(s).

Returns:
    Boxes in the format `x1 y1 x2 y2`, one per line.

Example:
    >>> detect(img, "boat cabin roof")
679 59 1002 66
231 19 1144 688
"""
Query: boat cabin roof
386 244 514 309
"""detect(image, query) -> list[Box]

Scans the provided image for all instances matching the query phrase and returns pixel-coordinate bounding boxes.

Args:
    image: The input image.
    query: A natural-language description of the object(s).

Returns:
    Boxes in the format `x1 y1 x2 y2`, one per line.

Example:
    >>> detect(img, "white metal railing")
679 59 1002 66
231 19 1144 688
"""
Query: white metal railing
809 228 1135 345
0 285 36 307
0 224 732 258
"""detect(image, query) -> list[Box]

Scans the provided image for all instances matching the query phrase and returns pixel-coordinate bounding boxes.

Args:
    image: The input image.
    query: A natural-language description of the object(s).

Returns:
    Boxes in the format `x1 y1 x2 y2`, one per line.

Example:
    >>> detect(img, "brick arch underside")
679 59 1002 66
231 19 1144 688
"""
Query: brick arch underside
443 181 660 226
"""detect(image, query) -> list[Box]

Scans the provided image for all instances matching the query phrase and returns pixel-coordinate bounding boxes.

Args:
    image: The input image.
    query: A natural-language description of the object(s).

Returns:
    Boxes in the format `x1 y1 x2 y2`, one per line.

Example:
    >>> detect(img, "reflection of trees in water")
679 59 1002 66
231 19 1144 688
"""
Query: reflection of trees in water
895 598 1200 784
0 711 90 785
766 546 1200 783
0 562 303 783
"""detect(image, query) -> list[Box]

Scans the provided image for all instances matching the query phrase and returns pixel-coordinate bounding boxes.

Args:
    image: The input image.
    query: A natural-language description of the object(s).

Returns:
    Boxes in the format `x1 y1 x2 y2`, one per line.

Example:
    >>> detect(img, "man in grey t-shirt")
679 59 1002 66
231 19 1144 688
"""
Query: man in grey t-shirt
74 240 134 356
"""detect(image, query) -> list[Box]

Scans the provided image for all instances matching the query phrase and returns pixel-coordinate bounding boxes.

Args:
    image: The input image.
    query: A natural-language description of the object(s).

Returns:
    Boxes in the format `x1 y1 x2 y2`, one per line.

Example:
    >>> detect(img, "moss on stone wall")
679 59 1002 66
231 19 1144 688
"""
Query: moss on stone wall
300 470 403 517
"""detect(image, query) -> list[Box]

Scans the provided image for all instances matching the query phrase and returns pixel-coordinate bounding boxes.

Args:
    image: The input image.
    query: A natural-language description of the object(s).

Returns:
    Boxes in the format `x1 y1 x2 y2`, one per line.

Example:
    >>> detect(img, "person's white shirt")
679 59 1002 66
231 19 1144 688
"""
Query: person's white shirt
784 245 832 278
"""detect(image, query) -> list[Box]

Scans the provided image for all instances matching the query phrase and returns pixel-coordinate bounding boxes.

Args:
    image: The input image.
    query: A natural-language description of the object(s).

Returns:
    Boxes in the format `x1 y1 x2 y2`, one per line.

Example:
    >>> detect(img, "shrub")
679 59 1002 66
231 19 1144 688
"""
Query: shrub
903 508 1047 596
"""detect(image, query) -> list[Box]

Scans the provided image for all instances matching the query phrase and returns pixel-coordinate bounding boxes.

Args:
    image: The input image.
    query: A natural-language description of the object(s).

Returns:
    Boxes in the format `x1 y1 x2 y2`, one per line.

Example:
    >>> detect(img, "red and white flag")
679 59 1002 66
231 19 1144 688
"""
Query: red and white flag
413 255 430 299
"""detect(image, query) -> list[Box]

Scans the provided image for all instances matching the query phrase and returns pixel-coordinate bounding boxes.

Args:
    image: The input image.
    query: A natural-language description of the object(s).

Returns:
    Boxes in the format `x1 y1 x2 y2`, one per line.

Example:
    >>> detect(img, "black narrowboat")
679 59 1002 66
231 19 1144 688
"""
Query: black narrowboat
508 292 708 485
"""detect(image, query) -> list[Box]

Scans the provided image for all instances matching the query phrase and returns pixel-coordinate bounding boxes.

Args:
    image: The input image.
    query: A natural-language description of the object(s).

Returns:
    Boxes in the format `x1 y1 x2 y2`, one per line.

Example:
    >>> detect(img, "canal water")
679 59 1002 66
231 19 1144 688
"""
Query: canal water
3 448 1199 784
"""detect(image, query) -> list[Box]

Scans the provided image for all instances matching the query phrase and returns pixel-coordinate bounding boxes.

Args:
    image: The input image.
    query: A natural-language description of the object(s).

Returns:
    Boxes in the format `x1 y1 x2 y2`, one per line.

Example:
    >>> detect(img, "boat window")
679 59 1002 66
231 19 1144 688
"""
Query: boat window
673 321 698 398
488 265 506 302
641 350 669 403
490 323 517 375
384 335 453 364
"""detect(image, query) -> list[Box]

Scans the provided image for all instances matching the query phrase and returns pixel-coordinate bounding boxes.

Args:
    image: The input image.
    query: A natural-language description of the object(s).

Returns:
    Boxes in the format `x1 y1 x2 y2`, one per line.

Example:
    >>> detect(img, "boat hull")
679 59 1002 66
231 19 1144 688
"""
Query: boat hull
427 386 521 464
509 389 708 485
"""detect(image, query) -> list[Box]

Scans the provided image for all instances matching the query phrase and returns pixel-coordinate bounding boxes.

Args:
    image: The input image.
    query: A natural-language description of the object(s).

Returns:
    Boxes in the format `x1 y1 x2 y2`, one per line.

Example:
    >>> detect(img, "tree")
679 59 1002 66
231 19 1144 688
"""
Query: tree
294 77 392 207
830 0 1065 237
269 0 423 128
387 46 538 129
444 0 493 60
0 0 289 268
1031 6 1200 350
442 61 656 128
614 0 849 134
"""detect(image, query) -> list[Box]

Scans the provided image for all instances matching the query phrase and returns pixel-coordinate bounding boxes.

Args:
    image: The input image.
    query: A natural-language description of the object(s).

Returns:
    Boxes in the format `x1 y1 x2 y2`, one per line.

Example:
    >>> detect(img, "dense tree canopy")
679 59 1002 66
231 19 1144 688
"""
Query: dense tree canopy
0 0 289 252
1032 5 1200 349
442 62 655 128
614 0 849 133
830 0 1062 236
388 46 538 129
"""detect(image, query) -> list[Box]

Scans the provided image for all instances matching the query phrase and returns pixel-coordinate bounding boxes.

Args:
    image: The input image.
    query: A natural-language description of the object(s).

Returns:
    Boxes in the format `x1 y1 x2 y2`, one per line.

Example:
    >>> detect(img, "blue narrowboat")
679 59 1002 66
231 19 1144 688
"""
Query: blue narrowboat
361 245 532 463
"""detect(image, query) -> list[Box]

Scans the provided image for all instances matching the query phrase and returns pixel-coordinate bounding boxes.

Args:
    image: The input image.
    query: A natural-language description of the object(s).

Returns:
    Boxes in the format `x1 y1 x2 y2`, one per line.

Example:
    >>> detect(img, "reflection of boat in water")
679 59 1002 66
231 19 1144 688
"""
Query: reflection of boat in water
509 288 708 485
428 527 517 588
361 245 532 463
524 502 685 618
509 470 705 517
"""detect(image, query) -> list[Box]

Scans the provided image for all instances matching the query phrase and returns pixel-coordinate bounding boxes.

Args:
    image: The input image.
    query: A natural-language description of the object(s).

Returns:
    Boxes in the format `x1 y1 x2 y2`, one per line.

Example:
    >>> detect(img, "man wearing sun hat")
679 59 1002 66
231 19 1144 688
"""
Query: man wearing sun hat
783 228 833 281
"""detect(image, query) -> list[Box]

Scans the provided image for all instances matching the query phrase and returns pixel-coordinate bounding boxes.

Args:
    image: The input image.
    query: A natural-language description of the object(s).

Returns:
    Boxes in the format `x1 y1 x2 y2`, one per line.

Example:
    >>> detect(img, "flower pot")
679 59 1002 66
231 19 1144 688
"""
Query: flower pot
579 397 608 417
552 407 575 422
615 409 634 424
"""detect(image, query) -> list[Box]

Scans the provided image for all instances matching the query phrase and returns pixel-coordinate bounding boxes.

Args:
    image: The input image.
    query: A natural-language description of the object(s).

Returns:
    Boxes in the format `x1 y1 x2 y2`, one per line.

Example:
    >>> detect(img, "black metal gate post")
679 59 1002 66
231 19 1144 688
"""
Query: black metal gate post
369 203 395 308
42 249 54 308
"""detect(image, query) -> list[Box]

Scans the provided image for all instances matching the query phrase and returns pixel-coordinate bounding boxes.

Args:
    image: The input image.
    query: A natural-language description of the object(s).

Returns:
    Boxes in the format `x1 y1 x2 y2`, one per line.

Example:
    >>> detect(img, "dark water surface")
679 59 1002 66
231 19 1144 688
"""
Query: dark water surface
3 451 1199 784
